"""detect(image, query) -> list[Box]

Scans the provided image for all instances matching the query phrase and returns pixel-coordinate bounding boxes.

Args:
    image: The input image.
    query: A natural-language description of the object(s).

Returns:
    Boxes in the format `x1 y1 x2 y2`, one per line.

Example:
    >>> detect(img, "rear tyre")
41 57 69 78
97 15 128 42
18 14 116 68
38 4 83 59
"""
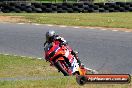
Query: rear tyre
54 60 70 76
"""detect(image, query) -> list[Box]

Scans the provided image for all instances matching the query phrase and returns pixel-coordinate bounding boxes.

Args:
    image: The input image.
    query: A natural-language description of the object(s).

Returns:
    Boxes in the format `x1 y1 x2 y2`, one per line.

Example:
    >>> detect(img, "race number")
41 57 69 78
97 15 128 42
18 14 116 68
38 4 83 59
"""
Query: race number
71 58 79 73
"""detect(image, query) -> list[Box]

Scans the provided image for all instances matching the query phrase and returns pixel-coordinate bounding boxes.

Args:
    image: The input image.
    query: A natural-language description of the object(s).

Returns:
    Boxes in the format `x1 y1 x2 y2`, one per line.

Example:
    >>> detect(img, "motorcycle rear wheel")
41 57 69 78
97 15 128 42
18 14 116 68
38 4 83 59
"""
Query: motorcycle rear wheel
54 60 70 76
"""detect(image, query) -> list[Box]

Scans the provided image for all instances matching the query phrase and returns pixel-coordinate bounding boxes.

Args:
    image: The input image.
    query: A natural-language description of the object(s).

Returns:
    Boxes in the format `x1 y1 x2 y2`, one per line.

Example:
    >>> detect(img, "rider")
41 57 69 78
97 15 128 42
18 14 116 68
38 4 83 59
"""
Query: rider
44 30 82 67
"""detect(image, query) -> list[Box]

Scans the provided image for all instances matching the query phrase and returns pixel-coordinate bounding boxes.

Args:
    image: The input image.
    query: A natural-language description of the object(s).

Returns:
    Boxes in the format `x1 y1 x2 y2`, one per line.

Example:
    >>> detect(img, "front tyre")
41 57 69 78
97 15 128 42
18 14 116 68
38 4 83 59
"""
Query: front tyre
54 60 70 76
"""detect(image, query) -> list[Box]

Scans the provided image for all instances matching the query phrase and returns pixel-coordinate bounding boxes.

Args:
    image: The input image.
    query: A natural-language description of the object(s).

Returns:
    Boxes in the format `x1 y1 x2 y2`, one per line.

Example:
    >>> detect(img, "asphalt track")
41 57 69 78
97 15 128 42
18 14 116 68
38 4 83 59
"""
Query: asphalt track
0 23 132 74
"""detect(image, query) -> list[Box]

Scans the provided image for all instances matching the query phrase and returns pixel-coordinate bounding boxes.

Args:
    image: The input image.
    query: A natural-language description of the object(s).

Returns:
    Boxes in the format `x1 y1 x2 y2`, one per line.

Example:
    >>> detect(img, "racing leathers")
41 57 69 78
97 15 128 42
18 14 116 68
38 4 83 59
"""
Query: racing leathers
44 35 81 67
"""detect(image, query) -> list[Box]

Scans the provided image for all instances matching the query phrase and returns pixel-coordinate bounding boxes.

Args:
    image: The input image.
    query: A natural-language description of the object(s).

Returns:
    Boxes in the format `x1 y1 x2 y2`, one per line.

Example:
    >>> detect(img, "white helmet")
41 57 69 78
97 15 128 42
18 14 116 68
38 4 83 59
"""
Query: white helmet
46 30 55 41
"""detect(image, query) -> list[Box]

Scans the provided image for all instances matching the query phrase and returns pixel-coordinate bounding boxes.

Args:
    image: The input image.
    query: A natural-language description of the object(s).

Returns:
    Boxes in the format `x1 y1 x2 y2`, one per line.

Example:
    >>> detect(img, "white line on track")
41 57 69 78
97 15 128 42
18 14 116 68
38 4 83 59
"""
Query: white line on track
33 23 41 26
87 28 95 30
47 24 53 27
85 27 91 29
100 29 107 31
21 56 26 58
37 58 42 60
73 27 80 29
125 31 131 33
0 53 43 60
59 25 67 28
112 30 118 32
17 23 25 25
1 22 132 33
3 54 9 56
13 55 18 57
29 57 34 59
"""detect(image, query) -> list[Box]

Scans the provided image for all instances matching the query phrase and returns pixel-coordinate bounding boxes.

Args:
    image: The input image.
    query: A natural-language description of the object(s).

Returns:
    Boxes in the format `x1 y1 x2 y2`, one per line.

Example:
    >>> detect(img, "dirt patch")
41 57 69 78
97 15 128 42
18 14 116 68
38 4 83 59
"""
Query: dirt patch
0 16 29 23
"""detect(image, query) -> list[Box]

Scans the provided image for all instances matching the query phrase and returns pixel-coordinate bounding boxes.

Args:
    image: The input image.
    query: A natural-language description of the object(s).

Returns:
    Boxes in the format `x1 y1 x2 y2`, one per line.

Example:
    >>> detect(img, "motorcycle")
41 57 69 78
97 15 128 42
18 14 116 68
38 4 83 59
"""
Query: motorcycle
44 40 97 76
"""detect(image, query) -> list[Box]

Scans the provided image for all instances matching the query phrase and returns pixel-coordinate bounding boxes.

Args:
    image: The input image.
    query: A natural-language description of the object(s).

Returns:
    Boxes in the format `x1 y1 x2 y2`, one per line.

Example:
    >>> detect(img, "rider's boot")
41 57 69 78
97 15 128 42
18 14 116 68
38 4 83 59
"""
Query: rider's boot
71 50 82 66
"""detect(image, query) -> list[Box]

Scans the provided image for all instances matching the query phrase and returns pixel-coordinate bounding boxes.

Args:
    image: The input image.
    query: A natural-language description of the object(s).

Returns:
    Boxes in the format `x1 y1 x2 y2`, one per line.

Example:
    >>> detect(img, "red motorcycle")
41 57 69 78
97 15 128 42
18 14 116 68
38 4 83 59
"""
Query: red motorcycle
44 40 97 76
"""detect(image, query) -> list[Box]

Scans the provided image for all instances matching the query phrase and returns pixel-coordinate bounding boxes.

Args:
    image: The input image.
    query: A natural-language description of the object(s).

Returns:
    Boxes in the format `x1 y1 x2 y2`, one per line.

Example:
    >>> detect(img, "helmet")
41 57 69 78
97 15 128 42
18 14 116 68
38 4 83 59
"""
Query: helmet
46 30 55 41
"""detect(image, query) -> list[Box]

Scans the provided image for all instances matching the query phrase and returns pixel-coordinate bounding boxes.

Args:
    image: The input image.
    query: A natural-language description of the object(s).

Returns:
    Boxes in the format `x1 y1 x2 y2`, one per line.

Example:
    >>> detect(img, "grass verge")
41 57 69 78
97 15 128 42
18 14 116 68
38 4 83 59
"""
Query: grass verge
0 54 131 88
0 13 132 29
0 54 61 78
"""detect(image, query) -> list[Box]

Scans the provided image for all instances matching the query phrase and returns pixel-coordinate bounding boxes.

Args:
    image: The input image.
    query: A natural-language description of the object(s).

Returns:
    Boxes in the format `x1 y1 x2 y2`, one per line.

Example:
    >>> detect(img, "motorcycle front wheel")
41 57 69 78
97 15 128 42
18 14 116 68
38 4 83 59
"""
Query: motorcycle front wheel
54 60 70 76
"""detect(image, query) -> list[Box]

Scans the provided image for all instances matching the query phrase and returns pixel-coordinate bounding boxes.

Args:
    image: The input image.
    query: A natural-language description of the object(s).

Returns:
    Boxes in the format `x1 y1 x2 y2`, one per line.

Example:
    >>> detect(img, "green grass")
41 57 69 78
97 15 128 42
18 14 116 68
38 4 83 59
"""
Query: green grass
0 54 131 88
1 13 132 29
0 54 61 78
